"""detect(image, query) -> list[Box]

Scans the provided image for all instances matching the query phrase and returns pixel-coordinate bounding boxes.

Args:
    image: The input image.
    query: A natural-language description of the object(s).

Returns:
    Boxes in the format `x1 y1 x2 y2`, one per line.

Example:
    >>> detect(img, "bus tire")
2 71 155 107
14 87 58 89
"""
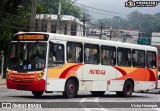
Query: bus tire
90 91 105 96
63 79 77 98
116 80 133 97
32 91 44 97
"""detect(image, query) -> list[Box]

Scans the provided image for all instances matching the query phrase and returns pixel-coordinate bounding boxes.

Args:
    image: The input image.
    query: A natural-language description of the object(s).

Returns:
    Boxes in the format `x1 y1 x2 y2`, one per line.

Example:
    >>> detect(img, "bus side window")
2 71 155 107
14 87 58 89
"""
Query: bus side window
132 49 145 68
84 44 99 64
56 45 64 62
132 58 136 67
49 42 64 64
49 52 54 62
117 48 131 67
146 51 156 68
67 42 83 63
77 51 83 62
101 45 116 66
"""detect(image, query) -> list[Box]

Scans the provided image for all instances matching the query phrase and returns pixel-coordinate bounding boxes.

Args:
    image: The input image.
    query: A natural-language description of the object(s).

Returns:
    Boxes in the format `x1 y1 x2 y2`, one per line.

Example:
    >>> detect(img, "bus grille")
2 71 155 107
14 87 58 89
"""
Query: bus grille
11 74 36 82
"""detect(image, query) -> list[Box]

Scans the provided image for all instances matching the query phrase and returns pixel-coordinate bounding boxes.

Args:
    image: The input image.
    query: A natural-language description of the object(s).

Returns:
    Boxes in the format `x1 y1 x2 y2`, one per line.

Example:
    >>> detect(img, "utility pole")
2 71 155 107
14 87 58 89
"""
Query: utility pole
56 0 61 34
81 13 89 37
30 0 37 32
120 31 125 42
99 22 103 39
139 31 142 38
110 27 112 40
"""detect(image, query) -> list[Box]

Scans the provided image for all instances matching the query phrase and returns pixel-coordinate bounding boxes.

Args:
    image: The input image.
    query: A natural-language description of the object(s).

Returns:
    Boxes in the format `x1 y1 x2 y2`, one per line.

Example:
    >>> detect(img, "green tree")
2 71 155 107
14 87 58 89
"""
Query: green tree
97 16 128 28
0 0 30 48
0 0 83 77
95 11 160 37
0 0 83 45
127 11 159 37
37 0 82 19
0 0 31 76
127 11 144 30
153 12 160 32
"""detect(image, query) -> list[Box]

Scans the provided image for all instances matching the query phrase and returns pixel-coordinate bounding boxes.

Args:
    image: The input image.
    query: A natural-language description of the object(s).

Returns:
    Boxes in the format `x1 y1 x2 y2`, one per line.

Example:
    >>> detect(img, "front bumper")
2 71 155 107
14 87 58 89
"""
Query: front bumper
6 78 46 91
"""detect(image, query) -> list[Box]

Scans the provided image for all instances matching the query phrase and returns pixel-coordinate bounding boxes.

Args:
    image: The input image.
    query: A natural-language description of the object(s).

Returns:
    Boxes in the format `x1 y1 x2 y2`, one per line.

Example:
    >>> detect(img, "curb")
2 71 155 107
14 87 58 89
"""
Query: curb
0 83 6 85
0 84 6 88
0 77 6 86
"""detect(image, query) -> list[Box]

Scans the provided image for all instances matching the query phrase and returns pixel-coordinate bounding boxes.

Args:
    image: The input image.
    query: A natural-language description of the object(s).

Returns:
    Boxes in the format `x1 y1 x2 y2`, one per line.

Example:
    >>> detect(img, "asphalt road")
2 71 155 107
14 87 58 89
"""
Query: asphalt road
1 86 160 111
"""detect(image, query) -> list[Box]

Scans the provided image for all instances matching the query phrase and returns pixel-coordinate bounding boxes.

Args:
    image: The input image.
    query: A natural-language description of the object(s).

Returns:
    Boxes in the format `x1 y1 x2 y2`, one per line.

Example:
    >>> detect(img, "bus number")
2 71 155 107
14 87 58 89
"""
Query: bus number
70 71 77 76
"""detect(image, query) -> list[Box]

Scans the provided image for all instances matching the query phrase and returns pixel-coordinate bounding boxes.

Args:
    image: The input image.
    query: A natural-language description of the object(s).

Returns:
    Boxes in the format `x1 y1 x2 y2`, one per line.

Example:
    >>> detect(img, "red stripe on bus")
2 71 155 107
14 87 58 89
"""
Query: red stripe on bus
148 69 156 81
113 67 127 76
59 64 81 78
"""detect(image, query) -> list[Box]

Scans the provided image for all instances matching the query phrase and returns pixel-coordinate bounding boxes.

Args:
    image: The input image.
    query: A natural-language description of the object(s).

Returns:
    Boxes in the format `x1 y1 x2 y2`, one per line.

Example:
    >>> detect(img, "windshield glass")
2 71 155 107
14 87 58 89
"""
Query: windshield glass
8 42 47 71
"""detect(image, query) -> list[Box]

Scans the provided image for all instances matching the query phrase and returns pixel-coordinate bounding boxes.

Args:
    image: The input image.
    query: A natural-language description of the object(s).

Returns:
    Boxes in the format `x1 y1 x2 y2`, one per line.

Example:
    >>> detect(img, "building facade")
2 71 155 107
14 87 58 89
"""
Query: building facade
35 14 84 36
87 26 140 44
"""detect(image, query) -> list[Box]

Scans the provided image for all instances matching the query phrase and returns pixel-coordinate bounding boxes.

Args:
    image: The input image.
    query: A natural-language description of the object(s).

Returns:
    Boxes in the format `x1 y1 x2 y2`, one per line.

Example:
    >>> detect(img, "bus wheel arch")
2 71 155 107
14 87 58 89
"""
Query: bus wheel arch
63 77 79 98
116 79 134 97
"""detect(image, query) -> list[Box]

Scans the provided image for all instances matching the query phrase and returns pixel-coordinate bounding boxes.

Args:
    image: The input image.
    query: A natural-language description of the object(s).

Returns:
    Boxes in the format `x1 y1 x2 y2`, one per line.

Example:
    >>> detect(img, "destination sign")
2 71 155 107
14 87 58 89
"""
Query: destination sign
13 34 49 41
18 35 44 40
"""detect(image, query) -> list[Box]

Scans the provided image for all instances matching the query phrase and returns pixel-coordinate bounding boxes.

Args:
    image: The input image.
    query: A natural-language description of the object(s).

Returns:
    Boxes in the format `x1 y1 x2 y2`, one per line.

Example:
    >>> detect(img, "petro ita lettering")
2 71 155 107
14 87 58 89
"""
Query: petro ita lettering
89 69 106 75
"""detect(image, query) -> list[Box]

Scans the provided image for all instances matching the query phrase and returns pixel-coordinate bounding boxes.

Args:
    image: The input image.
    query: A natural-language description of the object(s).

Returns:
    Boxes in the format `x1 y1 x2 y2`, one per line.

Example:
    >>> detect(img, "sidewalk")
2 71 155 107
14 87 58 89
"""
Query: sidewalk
0 76 6 86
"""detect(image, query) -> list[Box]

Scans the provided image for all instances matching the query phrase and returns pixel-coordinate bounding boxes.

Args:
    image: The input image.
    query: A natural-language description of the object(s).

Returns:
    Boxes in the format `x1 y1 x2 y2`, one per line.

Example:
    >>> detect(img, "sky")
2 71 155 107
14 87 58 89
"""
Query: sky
73 0 160 19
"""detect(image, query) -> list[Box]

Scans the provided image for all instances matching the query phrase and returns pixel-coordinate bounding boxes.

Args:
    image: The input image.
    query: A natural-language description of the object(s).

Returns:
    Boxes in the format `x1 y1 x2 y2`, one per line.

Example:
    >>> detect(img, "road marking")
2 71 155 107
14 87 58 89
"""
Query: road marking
80 98 109 111
80 98 99 102
154 108 160 111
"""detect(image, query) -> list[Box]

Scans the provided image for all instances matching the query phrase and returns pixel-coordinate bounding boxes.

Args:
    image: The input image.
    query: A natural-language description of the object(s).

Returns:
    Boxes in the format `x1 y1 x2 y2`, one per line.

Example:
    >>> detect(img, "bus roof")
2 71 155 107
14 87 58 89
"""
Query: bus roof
16 32 157 52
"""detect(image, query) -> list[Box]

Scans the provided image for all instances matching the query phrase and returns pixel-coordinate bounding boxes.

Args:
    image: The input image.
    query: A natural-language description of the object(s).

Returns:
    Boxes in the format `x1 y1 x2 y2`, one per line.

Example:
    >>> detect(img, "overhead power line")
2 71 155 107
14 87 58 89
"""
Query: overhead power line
60 0 77 18
75 2 128 17
88 10 128 19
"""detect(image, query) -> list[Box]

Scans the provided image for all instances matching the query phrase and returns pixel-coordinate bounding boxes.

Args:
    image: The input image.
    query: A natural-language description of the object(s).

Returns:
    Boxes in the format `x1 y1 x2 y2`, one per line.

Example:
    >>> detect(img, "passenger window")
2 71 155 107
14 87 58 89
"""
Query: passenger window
48 42 64 64
101 46 116 66
146 51 156 68
84 44 99 64
132 49 145 68
67 42 83 63
117 48 131 67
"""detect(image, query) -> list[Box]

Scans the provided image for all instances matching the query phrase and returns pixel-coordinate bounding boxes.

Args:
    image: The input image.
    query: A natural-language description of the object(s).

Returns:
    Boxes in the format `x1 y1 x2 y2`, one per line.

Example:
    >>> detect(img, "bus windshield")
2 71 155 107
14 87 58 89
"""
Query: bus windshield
8 42 47 71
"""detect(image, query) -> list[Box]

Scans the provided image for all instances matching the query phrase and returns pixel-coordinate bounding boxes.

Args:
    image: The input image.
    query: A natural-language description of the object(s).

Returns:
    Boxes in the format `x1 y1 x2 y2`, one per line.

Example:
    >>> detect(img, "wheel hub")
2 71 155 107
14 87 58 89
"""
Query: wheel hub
68 84 74 94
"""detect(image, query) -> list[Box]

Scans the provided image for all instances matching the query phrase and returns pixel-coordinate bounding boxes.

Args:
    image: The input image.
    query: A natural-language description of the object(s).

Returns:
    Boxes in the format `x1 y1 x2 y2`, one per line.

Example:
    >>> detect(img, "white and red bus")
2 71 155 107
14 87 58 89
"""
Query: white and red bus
6 32 158 98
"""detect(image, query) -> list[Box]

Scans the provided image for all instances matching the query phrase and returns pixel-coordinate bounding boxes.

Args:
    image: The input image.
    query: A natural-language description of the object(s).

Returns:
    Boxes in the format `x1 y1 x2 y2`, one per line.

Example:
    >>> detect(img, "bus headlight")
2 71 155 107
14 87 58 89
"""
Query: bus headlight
6 70 9 78
6 70 12 79
38 71 44 80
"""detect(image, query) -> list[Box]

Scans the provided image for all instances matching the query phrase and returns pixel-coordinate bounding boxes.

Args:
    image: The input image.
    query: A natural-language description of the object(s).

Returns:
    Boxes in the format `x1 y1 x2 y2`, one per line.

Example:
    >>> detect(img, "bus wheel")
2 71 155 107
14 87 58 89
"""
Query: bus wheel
63 79 77 98
116 80 133 97
90 91 105 96
32 91 44 97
